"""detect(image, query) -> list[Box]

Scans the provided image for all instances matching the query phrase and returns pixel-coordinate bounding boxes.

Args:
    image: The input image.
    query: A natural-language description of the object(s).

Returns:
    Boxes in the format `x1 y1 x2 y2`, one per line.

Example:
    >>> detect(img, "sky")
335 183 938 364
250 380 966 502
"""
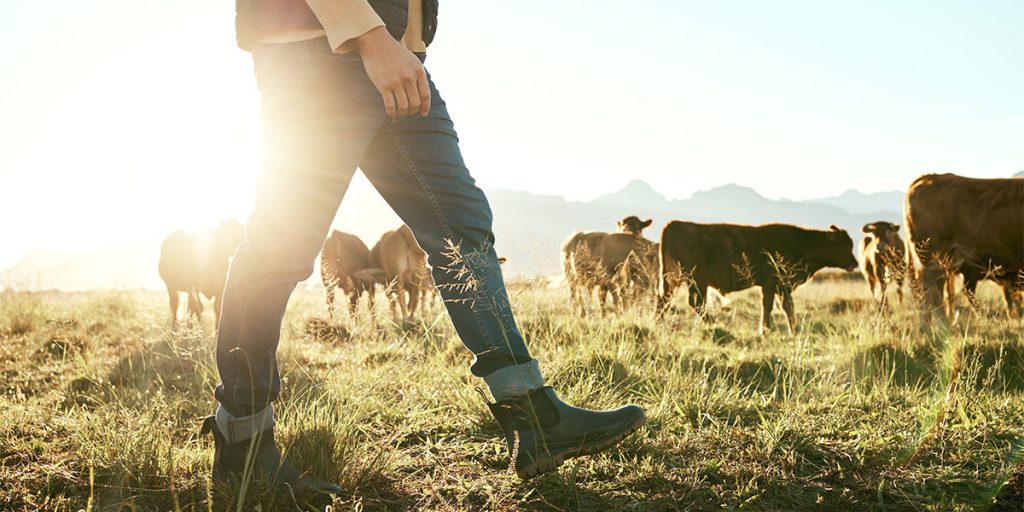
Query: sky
1 0 1021 270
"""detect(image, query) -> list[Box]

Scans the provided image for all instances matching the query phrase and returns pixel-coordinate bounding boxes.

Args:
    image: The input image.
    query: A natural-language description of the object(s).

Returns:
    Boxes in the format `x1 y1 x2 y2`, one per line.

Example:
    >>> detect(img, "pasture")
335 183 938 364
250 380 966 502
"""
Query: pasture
1 279 1023 511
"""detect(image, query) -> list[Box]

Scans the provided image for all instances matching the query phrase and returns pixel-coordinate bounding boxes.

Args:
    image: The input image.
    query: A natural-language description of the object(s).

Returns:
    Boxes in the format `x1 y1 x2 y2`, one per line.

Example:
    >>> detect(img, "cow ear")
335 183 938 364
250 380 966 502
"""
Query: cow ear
642 219 653 228
861 223 874 234
830 224 842 232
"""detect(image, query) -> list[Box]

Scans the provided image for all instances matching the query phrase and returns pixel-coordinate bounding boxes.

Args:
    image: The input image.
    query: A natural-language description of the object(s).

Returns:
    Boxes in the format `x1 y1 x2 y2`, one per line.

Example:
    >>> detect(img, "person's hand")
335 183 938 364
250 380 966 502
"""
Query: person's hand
356 26 430 118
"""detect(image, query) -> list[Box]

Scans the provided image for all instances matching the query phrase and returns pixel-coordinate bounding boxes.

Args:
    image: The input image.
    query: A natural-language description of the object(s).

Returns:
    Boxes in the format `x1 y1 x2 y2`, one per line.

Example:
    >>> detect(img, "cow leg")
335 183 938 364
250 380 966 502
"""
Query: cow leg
877 272 889 310
1001 283 1020 319
407 281 420 318
569 281 585 317
961 276 979 320
348 289 360 315
166 288 179 328
611 284 624 314
760 286 776 335
687 283 709 321
389 288 400 319
864 262 878 299
657 266 681 317
398 287 409 320
919 263 948 325
780 288 796 335
597 285 610 316
188 290 203 323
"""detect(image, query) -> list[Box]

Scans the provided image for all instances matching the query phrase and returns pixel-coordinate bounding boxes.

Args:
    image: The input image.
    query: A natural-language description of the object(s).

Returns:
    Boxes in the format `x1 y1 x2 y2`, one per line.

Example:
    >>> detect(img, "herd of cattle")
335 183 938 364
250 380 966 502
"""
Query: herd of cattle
158 173 1023 333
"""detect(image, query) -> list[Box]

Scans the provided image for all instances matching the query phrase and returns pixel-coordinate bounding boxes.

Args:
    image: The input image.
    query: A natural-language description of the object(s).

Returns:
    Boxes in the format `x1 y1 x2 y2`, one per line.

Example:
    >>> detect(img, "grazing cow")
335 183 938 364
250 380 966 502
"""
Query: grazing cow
561 216 656 315
158 219 245 327
658 222 858 334
370 225 430 319
320 230 383 317
904 173 1024 323
858 221 905 307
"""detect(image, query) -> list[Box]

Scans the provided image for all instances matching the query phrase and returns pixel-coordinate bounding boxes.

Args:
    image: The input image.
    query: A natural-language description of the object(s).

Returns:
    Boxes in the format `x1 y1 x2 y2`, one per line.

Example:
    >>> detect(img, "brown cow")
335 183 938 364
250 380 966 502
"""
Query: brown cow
370 225 430 319
904 173 1024 323
158 219 245 327
657 222 858 334
858 221 905 307
320 230 384 317
561 216 656 315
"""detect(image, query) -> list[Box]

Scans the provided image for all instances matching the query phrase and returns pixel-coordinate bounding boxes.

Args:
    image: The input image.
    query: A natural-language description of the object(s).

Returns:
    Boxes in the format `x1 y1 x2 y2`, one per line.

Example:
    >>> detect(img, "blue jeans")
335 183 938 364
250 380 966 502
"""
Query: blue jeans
215 37 532 417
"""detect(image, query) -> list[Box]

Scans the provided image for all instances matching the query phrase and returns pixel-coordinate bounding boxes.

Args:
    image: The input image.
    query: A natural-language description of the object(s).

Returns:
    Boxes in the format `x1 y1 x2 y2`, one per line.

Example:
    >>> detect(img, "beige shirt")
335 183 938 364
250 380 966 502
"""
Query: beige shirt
261 0 426 54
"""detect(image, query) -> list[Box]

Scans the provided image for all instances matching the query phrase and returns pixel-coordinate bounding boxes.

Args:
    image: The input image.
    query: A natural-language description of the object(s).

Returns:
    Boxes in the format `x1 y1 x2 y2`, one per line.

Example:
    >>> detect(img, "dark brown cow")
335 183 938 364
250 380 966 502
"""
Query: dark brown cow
858 221 905 307
561 216 656 315
320 230 383 317
658 222 858 334
370 225 429 319
158 219 245 327
905 173 1024 323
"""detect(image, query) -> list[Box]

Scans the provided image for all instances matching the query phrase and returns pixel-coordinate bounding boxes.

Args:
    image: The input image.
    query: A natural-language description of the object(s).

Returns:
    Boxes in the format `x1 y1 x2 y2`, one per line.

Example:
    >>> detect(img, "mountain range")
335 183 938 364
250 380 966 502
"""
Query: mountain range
1 180 906 290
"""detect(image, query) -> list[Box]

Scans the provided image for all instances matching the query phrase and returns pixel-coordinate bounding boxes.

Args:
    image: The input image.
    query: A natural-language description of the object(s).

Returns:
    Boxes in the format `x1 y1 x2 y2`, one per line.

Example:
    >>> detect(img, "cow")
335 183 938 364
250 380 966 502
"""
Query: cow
904 173 1024 323
561 216 657 315
158 219 245 328
858 221 905 307
370 225 430 319
320 230 384 317
657 222 858 335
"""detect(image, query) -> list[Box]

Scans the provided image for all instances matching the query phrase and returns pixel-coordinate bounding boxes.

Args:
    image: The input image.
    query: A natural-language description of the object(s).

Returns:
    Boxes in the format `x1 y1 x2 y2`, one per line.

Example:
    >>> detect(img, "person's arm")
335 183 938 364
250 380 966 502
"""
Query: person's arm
304 0 384 53
304 0 430 118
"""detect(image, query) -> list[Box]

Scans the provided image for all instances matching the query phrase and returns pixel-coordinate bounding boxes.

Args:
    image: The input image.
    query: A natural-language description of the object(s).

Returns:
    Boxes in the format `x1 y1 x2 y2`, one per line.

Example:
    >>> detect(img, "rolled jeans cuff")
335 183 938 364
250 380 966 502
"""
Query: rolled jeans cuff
483 359 546 402
215 403 276 444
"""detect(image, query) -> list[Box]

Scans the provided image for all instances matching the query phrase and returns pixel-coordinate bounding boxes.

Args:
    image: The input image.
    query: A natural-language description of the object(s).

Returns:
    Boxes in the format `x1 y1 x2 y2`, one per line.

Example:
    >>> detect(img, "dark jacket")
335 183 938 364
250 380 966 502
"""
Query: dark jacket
235 0 438 51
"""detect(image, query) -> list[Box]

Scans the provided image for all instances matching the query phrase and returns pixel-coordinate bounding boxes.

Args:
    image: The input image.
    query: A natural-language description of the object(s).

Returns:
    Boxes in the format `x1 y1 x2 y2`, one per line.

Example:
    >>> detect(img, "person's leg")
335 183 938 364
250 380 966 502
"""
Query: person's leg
358 82 537 393
210 39 386 491
358 66 645 478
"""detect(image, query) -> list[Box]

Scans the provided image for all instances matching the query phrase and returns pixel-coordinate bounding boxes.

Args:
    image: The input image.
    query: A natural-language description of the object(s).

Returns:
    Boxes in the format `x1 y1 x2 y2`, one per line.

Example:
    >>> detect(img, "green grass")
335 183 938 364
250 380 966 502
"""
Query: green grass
1 281 1022 511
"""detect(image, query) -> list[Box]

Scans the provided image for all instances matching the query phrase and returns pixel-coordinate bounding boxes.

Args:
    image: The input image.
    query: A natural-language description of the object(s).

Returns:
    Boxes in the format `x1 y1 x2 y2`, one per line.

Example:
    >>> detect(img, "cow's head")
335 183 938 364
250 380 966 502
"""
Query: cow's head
617 216 653 237
861 221 901 251
353 268 387 289
828 225 859 271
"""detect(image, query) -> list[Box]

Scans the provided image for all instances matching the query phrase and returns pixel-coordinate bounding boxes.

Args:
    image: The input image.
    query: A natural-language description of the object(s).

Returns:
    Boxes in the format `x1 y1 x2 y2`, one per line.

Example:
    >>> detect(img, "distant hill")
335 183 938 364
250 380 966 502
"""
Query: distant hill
2 180 906 290
806 189 906 215
1 242 163 291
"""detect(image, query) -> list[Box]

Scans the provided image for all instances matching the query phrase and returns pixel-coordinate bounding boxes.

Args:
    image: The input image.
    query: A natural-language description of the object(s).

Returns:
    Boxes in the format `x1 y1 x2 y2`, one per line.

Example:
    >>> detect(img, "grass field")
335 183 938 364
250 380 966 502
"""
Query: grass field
1 279 1023 511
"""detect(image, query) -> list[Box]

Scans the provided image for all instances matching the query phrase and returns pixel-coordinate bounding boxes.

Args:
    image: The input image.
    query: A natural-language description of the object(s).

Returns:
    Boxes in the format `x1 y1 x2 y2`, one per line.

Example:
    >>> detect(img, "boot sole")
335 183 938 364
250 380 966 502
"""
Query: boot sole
516 412 647 479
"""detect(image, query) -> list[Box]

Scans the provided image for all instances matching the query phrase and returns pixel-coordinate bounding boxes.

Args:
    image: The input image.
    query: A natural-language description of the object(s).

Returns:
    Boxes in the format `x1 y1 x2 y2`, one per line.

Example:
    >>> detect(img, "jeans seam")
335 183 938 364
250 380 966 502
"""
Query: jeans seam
384 125 501 352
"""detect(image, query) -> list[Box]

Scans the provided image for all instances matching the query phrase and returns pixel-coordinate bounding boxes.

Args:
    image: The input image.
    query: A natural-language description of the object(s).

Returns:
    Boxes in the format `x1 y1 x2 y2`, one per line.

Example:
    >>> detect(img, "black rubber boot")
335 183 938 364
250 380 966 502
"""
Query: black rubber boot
200 416 341 495
486 387 646 479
